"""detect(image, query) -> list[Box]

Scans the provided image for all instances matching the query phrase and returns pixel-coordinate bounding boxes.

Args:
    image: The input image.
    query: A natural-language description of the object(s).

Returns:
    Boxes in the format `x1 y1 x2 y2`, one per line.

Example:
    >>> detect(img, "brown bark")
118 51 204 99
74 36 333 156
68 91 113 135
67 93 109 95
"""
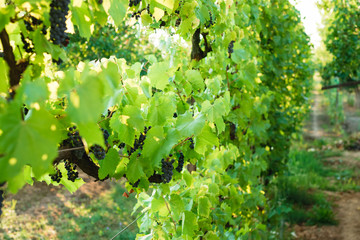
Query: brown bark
321 80 360 90
0 29 29 97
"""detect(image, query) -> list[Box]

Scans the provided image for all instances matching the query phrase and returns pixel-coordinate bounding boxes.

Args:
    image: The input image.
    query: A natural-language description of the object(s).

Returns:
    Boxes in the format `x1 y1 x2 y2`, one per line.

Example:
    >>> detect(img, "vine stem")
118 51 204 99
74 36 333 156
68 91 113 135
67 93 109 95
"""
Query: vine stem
110 210 147 240
58 146 84 153
172 135 194 149
163 195 177 232
172 79 186 107
57 147 129 158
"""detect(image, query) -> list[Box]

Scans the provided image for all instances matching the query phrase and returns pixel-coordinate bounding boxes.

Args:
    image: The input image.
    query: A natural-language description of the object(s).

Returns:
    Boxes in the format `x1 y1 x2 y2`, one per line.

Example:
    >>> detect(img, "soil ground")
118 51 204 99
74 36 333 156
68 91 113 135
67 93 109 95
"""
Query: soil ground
294 78 360 240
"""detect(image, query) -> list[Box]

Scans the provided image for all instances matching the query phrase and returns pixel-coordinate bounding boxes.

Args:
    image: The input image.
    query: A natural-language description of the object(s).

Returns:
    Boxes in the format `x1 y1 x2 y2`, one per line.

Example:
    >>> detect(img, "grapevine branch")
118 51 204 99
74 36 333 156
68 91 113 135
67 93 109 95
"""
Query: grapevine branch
0 29 29 97
163 195 177 232
321 80 360 90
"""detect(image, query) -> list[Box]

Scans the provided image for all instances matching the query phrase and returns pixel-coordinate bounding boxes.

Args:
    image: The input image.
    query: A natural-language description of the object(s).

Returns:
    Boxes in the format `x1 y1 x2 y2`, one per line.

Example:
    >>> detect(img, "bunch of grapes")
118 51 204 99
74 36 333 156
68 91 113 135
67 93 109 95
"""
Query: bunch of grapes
90 144 106 160
228 41 235 57
49 0 70 45
189 138 195 149
161 158 175 183
25 16 47 35
127 126 151 156
65 160 79 182
21 16 47 53
205 12 215 28
102 128 110 144
89 128 109 160
176 152 184 172
66 126 85 159
21 33 33 53
129 0 141 7
50 167 62 183
130 179 140 188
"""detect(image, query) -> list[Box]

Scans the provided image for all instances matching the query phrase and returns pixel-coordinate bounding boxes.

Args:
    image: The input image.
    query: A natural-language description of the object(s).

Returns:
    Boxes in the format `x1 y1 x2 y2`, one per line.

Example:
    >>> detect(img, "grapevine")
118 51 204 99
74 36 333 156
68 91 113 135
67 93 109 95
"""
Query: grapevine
0 0 314 238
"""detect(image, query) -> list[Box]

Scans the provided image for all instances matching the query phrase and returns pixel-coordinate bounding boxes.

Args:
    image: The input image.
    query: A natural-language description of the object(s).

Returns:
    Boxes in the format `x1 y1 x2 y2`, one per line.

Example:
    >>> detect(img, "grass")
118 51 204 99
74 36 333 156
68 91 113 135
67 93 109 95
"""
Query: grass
269 147 359 229
0 181 139 240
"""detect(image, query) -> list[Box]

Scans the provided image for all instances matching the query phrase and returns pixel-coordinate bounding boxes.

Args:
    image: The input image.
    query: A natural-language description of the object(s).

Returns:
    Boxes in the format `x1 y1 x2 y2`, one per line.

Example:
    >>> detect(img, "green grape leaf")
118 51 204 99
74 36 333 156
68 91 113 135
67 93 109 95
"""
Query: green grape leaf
148 93 176 126
142 126 166 168
7 165 34 194
0 58 9 93
19 77 49 106
185 70 205 91
66 75 106 147
126 154 145 183
0 103 61 182
148 62 170 90
175 112 206 138
182 211 198 237
151 197 168 217
98 148 121 179
194 125 219 155
198 196 211 217
169 194 185 221
109 0 128 27
71 5 92 39
0 5 15 32
110 113 136 146
122 105 145 132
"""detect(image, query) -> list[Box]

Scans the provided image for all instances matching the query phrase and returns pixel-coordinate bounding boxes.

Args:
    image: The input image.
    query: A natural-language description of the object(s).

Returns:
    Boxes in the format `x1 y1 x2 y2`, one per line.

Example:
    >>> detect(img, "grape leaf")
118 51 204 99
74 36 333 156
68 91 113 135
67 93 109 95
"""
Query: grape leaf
148 93 176 126
185 70 205 91
0 103 61 182
148 62 170 90
198 196 211 217
98 148 121 179
182 211 198 237
194 125 219 155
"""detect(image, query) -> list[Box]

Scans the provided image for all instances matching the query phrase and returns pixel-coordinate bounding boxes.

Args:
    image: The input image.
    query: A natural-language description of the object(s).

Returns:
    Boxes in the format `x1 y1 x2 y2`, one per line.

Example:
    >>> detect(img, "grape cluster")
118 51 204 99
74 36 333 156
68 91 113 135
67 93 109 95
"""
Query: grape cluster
130 179 140 188
25 16 47 35
205 12 215 28
65 160 79 182
189 138 194 149
129 0 141 7
50 167 62 183
66 126 85 159
90 145 106 160
21 16 47 53
161 159 175 183
176 152 184 172
102 128 110 144
127 126 151 156
21 33 33 53
89 128 109 160
97 0 103 4
228 41 235 57
49 0 70 45
173 112 178 118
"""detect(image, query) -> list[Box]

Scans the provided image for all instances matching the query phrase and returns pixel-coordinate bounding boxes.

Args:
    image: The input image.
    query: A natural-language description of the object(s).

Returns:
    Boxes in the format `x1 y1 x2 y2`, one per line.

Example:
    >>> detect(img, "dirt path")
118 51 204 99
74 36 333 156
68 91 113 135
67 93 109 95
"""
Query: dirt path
336 192 360 240
294 74 360 240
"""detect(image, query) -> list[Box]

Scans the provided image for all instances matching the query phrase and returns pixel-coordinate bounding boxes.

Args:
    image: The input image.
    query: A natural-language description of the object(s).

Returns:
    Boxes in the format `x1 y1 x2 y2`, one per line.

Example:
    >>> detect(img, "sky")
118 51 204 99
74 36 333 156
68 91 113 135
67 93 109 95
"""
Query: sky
290 0 323 48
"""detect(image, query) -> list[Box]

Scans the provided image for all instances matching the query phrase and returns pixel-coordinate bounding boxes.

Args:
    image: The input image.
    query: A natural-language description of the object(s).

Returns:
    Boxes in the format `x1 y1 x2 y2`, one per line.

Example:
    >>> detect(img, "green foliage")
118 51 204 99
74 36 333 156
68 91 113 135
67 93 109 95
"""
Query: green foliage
319 0 360 85
0 0 313 238
63 22 156 68
269 149 338 226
